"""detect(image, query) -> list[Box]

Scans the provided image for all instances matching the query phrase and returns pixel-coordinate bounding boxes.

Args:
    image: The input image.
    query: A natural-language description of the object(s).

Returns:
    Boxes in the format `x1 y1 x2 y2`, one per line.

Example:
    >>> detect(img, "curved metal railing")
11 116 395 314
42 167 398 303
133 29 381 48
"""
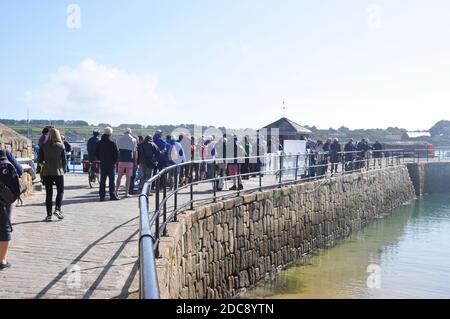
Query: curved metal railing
138 147 448 299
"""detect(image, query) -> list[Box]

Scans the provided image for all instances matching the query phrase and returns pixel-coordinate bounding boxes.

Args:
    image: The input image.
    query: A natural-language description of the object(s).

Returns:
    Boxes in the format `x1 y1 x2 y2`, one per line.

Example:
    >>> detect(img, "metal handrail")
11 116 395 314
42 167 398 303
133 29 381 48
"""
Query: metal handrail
138 147 449 299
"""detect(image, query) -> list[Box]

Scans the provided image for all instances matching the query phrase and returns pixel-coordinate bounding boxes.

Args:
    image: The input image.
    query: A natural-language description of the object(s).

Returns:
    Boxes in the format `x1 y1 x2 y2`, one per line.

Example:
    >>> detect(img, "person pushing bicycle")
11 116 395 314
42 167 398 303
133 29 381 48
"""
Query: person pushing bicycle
87 130 101 186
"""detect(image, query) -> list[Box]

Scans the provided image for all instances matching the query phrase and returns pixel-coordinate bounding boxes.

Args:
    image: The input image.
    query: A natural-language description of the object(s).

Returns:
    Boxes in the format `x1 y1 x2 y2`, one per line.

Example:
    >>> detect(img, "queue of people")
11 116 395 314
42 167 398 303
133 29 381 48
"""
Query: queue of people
305 138 385 177
1 124 388 274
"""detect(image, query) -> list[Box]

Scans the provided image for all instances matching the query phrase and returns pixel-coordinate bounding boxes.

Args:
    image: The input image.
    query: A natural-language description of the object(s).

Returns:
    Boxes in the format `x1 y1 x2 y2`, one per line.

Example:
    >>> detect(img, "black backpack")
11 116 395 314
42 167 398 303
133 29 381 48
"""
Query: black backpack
0 157 21 206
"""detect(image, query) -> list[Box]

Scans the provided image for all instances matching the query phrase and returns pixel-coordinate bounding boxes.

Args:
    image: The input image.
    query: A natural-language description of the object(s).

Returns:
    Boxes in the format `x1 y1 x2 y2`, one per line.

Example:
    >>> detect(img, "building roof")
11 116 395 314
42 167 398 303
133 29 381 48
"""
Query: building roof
262 117 312 135
405 131 431 138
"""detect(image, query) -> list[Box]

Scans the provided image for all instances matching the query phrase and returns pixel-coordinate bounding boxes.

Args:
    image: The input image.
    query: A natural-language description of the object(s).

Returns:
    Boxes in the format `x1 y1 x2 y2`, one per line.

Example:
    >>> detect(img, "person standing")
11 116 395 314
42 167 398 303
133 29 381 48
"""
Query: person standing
37 126 53 179
372 140 383 168
138 136 159 191
178 133 191 186
322 138 332 174
62 136 72 173
95 127 120 201
0 149 23 270
129 135 143 195
356 138 371 170
166 135 186 189
38 128 66 222
38 127 50 147
115 128 137 198
228 136 245 191
315 140 326 177
153 130 169 176
214 135 228 191
344 139 357 172
330 138 342 175
306 140 317 178
241 136 252 180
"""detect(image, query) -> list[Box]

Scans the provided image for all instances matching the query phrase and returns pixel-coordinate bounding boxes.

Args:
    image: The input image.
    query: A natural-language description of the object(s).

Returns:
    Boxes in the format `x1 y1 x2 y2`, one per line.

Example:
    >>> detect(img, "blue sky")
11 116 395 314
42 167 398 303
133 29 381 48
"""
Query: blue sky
1 0 450 130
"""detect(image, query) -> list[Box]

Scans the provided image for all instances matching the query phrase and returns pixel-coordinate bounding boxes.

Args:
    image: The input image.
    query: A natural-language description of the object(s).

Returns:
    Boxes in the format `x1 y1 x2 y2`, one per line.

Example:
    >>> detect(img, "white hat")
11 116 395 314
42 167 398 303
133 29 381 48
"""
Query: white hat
104 127 113 135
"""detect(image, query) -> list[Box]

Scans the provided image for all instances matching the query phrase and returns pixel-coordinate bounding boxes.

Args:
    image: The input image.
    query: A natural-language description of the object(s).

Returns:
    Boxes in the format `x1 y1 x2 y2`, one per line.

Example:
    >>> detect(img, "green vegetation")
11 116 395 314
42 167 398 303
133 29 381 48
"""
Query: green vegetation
2 118 448 145
1 120 226 143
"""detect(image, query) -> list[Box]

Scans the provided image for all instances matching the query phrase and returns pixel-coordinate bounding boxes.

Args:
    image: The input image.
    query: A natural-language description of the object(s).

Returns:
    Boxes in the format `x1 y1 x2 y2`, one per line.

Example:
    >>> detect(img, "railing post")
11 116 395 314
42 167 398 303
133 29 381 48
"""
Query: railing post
154 177 160 257
173 165 178 222
257 133 262 192
162 172 167 236
295 154 300 183
213 160 217 202
190 161 194 210
259 155 263 192
237 162 241 196
279 154 283 188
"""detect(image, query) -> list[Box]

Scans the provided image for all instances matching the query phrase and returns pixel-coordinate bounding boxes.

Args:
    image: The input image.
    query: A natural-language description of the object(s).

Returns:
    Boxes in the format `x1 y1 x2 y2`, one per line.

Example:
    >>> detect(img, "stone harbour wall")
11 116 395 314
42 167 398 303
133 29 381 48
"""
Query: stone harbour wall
407 162 450 195
156 166 415 299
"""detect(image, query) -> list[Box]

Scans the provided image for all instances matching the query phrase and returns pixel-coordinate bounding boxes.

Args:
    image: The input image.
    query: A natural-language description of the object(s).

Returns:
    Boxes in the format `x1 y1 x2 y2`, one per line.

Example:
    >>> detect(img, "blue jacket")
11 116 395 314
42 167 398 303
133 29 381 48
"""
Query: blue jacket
153 134 169 164
5 150 24 177
87 136 100 162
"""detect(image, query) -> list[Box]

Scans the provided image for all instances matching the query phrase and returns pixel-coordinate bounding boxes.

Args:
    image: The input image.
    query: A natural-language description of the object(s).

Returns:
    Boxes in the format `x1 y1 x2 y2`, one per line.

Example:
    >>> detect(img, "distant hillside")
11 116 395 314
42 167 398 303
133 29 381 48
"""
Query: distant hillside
2 118 448 145
0 119 231 143
429 120 450 137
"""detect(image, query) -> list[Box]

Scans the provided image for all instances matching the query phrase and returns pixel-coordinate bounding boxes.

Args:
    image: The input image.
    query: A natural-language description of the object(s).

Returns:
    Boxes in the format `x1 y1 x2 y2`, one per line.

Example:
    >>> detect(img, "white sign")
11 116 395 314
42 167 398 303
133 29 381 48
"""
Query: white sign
283 140 307 177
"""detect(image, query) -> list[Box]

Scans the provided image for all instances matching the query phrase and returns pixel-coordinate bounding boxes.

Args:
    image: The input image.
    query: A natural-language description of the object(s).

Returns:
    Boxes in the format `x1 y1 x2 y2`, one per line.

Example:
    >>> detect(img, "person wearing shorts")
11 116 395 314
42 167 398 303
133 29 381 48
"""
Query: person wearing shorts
115 128 137 198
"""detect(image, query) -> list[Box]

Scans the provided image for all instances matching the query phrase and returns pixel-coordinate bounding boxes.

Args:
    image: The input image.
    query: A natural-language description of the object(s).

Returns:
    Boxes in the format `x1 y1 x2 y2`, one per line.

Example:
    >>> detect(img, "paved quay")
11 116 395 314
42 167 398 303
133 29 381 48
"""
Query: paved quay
0 174 140 299
0 172 276 299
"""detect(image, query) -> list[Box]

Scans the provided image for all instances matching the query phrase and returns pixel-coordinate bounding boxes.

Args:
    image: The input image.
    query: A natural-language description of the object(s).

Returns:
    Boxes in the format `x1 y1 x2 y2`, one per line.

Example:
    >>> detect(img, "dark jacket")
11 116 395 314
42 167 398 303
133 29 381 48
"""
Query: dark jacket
63 141 72 153
330 141 342 162
372 142 383 158
357 141 371 158
140 138 159 168
95 134 119 169
0 149 23 199
344 142 356 162
323 142 331 153
39 142 66 176
87 135 100 162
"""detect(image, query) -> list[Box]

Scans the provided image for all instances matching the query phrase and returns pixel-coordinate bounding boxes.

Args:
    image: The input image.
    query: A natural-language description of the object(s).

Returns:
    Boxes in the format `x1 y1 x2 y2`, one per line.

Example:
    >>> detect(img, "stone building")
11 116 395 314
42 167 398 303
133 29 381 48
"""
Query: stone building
0 123 32 158
262 117 312 152
0 123 34 196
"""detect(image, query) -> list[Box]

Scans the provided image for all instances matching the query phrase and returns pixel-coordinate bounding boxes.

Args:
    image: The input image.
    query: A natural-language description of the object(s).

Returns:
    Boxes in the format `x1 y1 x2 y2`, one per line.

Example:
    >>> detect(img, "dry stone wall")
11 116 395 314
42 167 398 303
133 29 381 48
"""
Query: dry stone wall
157 166 415 299
0 123 34 195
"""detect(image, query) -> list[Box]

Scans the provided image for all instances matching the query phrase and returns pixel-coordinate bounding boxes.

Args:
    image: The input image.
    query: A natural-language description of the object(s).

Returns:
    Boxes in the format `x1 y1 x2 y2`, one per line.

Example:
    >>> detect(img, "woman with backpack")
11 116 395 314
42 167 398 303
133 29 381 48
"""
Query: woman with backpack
0 149 23 271
38 128 66 222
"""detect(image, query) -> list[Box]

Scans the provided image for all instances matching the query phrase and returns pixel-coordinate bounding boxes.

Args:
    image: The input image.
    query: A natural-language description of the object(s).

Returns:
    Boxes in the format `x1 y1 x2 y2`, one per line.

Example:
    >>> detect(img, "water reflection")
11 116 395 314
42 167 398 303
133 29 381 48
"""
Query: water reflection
244 194 450 299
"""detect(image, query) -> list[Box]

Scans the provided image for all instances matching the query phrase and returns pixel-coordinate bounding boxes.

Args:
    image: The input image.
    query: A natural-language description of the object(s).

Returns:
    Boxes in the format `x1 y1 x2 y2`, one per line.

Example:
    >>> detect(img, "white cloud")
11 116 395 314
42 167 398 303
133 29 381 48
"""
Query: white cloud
24 58 175 125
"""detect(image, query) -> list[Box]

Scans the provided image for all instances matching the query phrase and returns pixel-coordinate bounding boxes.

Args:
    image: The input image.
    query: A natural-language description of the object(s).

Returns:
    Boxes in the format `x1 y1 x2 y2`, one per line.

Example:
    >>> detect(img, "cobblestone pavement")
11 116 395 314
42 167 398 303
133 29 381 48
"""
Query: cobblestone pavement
0 174 140 299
